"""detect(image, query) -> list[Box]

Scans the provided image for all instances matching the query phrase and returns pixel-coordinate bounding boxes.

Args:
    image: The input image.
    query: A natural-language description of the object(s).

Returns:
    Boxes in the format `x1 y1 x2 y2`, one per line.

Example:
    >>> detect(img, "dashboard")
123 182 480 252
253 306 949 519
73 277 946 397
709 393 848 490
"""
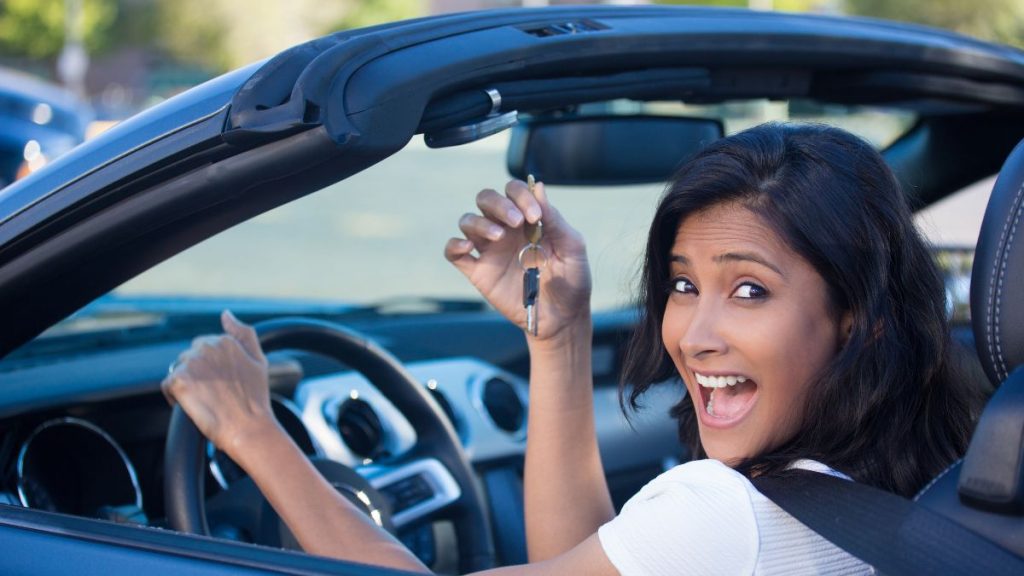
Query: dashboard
0 311 685 566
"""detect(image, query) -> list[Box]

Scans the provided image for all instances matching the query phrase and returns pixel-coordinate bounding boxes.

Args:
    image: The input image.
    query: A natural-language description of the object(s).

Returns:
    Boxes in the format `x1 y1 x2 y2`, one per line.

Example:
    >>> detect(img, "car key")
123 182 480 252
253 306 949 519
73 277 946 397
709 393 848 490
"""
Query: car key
523 265 540 335
519 175 545 336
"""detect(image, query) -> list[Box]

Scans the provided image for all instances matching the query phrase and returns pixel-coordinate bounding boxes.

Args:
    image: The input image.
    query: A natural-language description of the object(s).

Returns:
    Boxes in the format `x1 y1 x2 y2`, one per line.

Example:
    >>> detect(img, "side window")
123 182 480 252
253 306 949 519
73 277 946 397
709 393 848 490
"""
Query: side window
914 175 995 326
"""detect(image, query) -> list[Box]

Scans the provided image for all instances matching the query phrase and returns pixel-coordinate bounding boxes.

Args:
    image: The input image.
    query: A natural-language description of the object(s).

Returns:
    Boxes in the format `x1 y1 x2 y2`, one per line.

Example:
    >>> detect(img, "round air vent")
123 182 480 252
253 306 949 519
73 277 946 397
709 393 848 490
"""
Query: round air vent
336 398 384 458
480 377 525 434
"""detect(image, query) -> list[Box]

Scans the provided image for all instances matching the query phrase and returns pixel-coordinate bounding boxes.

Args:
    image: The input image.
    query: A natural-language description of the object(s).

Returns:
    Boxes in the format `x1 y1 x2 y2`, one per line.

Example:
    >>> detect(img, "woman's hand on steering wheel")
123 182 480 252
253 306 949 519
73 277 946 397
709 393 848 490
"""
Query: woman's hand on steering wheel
162 310 278 460
444 179 592 341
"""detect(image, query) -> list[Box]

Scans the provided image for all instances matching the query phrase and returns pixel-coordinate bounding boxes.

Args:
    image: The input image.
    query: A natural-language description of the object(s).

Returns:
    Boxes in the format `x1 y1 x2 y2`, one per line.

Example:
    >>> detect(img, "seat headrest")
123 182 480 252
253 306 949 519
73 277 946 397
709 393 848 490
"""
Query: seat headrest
972 137 1024 386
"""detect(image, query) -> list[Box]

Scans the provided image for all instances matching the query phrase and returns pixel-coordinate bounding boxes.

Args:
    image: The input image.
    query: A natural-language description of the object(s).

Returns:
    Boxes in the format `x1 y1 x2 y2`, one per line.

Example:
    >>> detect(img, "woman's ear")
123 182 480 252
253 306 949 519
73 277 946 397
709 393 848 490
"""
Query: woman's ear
839 312 854 346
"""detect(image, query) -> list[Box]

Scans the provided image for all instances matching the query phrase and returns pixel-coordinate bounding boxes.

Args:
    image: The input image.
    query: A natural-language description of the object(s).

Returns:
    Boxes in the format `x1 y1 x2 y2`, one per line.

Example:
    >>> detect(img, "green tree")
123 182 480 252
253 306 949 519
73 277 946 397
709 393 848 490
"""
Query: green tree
845 0 1023 47
328 0 422 32
0 0 117 58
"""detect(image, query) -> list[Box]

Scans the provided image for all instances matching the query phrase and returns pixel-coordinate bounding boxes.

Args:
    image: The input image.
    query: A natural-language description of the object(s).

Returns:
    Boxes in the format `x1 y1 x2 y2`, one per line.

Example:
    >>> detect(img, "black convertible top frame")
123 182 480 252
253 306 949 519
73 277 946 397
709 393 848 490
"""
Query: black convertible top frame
1 6 1024 356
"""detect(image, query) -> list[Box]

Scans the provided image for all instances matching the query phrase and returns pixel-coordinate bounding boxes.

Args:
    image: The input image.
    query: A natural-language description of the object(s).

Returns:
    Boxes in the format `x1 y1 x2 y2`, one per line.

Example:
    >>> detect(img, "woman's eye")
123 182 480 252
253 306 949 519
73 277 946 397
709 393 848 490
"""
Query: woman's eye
671 278 697 294
732 282 768 299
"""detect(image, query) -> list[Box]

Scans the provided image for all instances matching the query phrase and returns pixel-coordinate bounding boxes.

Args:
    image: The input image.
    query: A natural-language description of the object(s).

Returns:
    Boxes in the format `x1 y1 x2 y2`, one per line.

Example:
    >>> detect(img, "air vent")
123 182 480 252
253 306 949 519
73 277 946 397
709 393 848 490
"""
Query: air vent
521 19 608 38
480 377 525 434
336 399 384 458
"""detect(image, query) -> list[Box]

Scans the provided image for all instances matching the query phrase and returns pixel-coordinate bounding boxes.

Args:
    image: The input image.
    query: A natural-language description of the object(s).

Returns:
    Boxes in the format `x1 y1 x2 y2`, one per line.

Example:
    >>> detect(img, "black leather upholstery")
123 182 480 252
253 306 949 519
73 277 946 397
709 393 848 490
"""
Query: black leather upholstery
971 137 1024 385
916 138 1024 556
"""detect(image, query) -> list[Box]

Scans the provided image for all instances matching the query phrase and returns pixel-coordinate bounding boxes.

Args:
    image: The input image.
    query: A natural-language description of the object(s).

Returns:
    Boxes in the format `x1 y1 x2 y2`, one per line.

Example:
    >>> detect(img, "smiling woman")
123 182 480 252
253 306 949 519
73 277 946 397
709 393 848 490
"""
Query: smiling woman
162 123 985 575
624 123 984 497
3 6 1024 576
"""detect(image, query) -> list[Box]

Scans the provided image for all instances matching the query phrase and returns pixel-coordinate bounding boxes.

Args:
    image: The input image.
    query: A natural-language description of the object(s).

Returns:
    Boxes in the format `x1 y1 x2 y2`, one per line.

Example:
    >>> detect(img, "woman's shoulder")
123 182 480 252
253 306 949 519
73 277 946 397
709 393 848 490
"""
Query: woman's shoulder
599 459 872 575
641 457 754 493
599 459 761 575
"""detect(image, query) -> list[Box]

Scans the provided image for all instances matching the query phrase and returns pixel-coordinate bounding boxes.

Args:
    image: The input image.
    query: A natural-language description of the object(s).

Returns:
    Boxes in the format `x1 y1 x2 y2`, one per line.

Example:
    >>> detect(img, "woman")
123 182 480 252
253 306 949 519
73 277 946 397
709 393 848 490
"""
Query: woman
164 123 982 574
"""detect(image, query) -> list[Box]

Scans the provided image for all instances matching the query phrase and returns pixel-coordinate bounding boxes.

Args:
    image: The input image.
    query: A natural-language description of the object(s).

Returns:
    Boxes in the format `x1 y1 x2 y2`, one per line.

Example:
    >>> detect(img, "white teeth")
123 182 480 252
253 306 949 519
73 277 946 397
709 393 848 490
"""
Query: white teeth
695 372 749 389
706 389 716 416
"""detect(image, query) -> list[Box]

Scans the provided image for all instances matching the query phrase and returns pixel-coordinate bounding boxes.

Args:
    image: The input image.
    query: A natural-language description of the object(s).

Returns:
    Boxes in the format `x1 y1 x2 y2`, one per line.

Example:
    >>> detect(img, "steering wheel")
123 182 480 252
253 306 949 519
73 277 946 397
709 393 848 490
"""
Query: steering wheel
164 318 495 572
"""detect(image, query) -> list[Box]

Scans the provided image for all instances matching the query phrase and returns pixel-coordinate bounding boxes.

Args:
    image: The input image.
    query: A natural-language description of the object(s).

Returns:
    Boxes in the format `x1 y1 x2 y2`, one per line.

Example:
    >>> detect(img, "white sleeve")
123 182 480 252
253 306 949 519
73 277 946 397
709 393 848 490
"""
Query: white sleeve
597 460 759 576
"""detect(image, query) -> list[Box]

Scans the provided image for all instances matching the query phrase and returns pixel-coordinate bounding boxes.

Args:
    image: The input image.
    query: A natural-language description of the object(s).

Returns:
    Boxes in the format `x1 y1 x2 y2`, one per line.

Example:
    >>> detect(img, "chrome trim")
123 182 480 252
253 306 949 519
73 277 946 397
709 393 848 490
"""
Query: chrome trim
297 373 417 467
365 458 461 528
206 441 230 491
469 374 529 441
484 88 502 116
16 417 143 511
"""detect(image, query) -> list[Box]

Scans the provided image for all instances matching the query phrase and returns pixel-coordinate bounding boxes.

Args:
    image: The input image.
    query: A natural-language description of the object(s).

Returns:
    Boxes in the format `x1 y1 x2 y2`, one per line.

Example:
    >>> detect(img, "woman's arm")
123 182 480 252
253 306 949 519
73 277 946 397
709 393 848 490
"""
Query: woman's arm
445 180 613 560
523 320 615 561
164 312 620 575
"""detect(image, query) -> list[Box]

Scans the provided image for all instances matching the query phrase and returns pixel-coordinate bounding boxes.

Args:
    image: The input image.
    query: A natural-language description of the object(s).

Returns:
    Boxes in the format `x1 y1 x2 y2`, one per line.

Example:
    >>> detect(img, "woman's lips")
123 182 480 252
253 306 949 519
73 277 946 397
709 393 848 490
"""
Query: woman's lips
692 371 759 429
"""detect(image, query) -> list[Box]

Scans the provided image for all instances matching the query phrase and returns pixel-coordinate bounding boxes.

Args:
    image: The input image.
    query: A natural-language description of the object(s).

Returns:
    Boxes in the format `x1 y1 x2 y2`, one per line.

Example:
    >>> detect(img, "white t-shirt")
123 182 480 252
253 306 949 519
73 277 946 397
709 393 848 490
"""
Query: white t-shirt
597 459 874 575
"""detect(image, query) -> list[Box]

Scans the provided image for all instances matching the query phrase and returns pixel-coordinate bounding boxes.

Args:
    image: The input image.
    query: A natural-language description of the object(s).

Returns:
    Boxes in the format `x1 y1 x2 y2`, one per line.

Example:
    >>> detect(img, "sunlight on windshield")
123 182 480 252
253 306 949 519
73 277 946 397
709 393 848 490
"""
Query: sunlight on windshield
118 132 663 311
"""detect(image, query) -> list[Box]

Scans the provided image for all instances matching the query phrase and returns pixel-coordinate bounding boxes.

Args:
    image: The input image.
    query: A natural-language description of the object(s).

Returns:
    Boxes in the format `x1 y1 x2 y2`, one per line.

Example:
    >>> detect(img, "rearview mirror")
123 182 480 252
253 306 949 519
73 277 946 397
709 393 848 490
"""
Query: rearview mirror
506 115 723 186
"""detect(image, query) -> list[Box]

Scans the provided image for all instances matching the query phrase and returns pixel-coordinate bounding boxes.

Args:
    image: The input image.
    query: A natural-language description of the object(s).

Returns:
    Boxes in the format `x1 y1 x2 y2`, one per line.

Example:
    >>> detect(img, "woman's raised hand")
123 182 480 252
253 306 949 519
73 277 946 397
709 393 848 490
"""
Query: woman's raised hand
445 179 591 340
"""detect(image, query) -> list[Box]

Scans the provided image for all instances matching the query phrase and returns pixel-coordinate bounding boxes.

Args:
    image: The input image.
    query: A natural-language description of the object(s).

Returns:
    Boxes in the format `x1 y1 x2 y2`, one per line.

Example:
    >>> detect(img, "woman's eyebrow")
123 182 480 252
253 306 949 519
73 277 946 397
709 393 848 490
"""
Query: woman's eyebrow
670 252 784 277
713 252 784 276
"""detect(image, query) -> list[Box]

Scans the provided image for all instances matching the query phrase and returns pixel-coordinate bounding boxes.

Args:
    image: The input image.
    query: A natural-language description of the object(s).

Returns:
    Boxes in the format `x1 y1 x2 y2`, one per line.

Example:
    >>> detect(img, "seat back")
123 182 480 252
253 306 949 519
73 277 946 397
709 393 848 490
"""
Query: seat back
916 138 1024 555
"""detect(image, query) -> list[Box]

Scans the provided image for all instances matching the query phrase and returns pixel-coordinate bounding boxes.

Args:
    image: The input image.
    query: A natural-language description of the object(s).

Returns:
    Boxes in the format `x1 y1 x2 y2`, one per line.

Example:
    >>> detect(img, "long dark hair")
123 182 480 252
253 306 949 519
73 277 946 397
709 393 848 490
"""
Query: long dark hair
621 123 985 497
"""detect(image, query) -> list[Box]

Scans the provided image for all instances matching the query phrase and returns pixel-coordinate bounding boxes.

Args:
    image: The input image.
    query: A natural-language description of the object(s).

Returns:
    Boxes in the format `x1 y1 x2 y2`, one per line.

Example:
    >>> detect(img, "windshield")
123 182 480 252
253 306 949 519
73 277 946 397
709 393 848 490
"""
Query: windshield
117 132 664 312
44 99 918 337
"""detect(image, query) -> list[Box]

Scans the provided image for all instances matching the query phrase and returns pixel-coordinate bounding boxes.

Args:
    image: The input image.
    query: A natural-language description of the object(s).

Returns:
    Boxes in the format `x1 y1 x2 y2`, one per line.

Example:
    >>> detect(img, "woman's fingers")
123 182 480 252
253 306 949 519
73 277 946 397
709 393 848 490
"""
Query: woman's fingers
444 237 477 277
504 180 543 225
222 310 265 363
476 188 525 228
458 212 506 244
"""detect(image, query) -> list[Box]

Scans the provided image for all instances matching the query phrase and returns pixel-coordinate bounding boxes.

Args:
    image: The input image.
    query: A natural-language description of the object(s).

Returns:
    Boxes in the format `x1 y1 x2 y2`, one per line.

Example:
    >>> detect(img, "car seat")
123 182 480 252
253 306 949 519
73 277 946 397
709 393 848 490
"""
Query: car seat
914 136 1024 556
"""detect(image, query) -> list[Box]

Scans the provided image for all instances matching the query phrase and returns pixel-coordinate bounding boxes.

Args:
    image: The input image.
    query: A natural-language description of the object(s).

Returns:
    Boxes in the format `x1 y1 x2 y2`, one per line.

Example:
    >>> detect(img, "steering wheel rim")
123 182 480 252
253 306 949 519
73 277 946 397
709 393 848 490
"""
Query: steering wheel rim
164 317 495 572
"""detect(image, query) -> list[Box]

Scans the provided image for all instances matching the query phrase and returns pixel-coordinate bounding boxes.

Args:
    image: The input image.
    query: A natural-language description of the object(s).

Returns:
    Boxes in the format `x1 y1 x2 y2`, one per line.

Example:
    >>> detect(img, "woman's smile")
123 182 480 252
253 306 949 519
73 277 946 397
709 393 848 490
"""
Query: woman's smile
692 370 759 427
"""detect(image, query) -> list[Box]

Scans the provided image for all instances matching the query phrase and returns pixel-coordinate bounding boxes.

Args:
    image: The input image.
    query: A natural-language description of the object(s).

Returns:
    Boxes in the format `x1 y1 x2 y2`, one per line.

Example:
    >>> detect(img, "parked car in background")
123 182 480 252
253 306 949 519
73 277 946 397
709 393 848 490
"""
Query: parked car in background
0 6 1021 575
0 66 92 188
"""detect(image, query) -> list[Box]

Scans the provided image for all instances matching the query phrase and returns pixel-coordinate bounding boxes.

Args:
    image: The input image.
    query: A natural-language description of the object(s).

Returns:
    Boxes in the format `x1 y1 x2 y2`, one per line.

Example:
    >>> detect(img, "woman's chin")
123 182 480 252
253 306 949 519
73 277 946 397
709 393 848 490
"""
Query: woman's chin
700 444 748 467
696 427 757 467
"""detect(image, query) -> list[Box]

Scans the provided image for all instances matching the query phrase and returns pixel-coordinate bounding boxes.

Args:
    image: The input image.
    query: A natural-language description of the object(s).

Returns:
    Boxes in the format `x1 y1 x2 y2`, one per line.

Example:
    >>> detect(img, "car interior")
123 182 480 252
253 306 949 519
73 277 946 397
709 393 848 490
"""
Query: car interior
0 6 1022 575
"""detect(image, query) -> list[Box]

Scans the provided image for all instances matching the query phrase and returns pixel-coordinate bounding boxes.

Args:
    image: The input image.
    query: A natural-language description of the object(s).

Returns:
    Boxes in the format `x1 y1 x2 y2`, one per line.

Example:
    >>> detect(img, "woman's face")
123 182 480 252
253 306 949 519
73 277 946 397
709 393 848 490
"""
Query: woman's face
661 202 848 465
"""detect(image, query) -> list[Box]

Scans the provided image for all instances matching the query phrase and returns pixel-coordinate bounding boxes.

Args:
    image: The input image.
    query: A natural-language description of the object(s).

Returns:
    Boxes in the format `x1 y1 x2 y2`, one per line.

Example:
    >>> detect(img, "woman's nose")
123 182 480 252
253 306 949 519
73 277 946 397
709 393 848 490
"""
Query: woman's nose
679 300 728 359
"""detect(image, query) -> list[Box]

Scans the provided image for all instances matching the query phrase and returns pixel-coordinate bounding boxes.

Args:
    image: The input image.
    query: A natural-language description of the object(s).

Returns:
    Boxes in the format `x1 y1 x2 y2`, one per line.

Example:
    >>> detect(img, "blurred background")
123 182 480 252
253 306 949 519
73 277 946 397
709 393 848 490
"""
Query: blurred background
2 0 1018 315
0 0 1021 186
2 0 1021 128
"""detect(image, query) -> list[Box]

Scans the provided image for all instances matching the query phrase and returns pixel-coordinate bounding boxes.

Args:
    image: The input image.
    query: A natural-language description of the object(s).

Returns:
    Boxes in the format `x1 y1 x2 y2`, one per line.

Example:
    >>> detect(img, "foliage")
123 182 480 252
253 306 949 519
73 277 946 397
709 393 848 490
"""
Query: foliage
845 0 1023 47
155 0 232 72
0 0 117 58
654 0 1023 47
327 0 422 33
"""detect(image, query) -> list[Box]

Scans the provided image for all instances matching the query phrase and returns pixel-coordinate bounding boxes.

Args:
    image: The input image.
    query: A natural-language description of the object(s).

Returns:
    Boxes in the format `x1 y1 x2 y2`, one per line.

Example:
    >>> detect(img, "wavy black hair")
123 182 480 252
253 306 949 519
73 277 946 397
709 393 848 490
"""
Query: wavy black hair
621 123 986 497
